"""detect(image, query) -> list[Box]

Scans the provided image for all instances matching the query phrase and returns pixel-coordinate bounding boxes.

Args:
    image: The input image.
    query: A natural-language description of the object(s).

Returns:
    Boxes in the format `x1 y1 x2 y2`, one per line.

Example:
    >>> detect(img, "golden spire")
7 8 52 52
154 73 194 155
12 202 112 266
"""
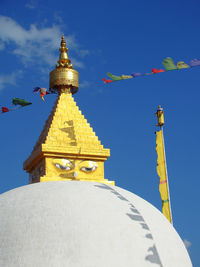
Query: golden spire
49 35 79 94
56 35 72 68
23 36 114 185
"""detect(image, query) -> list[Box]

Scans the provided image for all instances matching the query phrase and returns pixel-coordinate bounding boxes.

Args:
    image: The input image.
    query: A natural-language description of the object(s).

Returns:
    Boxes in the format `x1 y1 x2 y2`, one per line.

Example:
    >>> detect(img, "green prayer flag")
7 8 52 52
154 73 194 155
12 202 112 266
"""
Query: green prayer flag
107 72 123 81
162 57 177 71
12 98 32 106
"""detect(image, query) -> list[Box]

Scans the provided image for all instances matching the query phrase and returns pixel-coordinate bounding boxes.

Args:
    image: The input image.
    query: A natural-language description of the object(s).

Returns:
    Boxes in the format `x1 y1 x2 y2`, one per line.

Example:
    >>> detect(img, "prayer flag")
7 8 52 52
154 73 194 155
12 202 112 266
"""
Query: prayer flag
121 75 133 79
152 68 165 74
40 88 47 93
131 73 143 77
1 107 9 113
156 130 172 223
33 87 41 92
33 87 50 101
190 58 200 67
102 78 113 83
107 72 123 81
12 98 32 106
162 57 177 71
177 61 190 69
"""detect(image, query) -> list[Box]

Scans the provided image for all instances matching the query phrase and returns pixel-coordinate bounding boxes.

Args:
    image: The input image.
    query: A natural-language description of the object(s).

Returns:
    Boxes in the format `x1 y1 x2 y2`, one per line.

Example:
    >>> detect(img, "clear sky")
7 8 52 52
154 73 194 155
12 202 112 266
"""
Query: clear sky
0 0 199 265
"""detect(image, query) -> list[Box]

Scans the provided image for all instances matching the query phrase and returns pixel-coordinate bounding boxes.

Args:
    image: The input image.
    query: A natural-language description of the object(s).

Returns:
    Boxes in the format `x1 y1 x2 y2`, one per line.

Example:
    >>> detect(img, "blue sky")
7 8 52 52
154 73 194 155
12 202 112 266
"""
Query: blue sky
0 0 199 265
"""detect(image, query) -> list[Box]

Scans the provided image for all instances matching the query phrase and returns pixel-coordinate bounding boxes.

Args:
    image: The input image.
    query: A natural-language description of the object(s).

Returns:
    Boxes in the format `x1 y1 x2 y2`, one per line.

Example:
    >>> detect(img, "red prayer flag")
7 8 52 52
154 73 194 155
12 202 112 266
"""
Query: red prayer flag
152 68 165 74
102 78 113 84
1 107 9 113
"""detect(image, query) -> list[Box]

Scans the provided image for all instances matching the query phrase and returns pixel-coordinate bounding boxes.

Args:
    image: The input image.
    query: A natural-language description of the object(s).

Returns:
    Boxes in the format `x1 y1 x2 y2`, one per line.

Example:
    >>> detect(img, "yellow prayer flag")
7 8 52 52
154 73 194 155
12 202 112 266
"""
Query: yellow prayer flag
156 130 172 223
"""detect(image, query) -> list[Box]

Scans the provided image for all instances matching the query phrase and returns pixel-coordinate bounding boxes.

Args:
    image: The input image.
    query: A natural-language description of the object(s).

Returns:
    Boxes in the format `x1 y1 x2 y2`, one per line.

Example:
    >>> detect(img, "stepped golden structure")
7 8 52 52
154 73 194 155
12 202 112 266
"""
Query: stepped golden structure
23 35 114 185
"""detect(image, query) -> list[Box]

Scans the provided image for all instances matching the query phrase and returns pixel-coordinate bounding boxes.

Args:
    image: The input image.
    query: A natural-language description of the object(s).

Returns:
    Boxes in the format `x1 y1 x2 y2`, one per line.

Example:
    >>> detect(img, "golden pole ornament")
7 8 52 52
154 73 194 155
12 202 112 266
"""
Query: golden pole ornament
156 105 164 127
49 35 79 94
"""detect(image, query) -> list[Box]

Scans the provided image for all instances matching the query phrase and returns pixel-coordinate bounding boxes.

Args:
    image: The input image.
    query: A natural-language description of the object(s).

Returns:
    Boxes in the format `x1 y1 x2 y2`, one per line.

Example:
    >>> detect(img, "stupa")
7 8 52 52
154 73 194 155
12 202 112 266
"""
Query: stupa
23 35 114 185
0 36 192 267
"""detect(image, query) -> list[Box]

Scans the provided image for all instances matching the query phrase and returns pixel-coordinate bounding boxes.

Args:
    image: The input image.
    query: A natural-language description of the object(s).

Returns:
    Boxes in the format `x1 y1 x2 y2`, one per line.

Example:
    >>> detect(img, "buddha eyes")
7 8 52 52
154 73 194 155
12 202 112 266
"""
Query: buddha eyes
54 160 98 172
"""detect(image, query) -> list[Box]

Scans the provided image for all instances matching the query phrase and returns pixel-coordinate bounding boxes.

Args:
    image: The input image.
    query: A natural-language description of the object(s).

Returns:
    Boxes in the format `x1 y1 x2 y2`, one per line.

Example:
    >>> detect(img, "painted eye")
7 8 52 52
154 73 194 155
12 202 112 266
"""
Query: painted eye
80 166 97 172
55 163 71 170
79 161 98 173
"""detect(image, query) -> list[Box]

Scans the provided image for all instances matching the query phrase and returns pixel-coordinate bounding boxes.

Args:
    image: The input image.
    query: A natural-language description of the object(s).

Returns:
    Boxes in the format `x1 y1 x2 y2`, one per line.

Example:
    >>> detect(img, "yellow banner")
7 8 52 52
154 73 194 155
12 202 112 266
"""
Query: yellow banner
156 130 172 223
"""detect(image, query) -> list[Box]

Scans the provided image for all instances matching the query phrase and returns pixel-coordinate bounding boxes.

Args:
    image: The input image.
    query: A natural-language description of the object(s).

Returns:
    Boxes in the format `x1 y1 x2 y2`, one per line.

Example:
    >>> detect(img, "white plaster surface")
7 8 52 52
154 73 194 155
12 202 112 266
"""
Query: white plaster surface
0 181 192 267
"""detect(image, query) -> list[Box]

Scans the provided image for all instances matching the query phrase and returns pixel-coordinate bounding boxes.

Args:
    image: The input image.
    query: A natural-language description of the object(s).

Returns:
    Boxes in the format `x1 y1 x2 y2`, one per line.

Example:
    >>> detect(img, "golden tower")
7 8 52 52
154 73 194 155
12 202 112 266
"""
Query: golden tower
23 35 114 185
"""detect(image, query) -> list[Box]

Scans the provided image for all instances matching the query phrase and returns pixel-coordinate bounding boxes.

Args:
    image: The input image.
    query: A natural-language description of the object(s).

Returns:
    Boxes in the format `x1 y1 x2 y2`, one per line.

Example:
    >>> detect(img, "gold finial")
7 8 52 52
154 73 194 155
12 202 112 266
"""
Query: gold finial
56 35 73 69
156 105 164 126
49 35 79 94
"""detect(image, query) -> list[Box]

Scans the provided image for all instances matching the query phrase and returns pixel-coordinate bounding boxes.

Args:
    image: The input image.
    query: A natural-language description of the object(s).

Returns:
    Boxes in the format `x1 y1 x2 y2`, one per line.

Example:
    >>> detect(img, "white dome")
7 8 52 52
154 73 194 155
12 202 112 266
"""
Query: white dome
0 181 192 267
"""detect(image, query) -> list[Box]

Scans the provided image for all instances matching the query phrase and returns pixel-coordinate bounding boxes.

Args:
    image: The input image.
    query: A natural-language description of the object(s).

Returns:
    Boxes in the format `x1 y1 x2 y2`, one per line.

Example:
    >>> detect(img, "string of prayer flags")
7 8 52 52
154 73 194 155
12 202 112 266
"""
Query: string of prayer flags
1 85 56 116
1 98 32 115
103 57 200 84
